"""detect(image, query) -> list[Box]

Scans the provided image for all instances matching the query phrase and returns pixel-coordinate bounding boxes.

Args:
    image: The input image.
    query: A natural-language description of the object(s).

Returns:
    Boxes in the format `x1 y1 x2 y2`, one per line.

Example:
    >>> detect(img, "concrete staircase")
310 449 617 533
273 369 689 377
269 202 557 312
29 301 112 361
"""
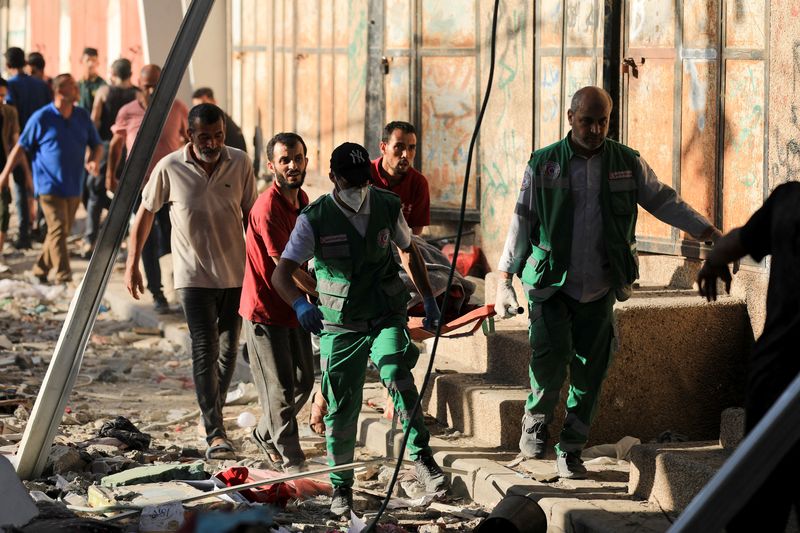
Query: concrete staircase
413 273 753 450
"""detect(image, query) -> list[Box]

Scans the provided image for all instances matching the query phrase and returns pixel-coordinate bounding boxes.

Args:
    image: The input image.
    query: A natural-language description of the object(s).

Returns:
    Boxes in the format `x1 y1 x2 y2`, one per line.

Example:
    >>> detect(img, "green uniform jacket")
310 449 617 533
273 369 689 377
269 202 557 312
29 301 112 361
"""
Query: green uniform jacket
303 187 410 326
520 136 641 302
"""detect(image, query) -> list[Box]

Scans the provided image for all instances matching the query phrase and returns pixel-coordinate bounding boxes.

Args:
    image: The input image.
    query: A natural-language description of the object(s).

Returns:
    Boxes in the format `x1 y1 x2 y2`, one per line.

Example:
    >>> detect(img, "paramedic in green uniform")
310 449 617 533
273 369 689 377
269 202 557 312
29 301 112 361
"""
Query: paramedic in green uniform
273 142 448 516
495 86 722 479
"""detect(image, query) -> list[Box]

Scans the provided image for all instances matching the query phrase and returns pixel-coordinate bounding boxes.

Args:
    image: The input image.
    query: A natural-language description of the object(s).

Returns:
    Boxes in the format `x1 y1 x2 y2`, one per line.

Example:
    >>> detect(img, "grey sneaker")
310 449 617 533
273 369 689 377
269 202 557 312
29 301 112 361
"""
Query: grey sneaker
330 486 353 516
520 414 549 459
556 451 587 479
414 454 449 493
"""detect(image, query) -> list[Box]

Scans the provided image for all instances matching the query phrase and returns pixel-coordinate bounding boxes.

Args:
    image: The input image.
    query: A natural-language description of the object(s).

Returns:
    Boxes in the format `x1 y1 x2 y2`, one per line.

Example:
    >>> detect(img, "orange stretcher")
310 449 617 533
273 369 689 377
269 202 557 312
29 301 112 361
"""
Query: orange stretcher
407 304 497 342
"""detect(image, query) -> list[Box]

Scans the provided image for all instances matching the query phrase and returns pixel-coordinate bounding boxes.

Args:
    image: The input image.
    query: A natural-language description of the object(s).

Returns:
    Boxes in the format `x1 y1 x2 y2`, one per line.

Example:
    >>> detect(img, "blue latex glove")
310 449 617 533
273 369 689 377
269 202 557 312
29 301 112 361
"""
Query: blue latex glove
422 295 441 330
292 296 324 334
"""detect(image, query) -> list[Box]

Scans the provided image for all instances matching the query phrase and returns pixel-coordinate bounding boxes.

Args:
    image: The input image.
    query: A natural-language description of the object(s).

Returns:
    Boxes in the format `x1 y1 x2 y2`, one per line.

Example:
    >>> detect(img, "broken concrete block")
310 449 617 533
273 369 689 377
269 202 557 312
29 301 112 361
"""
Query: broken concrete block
139 502 185 533
0 455 39 528
46 445 87 475
100 462 208 487
88 481 209 508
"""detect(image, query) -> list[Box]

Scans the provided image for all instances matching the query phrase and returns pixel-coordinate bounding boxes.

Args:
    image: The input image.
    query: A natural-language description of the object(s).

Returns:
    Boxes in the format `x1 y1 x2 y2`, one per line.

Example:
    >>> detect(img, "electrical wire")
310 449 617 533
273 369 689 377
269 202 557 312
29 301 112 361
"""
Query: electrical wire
363 0 501 529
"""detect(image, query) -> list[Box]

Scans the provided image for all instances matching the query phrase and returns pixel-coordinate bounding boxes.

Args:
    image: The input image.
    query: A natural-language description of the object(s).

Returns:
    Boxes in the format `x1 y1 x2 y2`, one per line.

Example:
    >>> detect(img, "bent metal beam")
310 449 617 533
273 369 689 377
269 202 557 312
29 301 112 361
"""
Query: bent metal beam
14 0 215 480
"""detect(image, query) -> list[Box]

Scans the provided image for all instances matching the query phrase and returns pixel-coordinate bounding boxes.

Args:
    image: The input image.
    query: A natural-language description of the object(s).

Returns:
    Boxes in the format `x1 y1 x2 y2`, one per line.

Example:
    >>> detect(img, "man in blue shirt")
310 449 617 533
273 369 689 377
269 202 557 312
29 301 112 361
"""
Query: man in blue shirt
0 73 102 284
4 47 51 249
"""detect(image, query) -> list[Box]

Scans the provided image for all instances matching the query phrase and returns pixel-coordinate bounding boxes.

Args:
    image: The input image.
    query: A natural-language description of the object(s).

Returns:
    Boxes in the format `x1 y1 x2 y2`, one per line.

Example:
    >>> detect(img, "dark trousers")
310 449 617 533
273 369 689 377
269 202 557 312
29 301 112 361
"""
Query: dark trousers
134 194 171 298
728 351 800 532
245 319 314 466
83 142 111 245
179 287 242 444
12 165 30 244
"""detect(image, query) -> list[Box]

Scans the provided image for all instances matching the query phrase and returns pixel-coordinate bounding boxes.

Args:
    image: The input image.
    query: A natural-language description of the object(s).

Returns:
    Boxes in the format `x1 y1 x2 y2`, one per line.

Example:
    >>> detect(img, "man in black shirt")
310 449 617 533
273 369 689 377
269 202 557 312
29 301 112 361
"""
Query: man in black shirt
697 182 800 532
80 58 139 257
191 87 247 153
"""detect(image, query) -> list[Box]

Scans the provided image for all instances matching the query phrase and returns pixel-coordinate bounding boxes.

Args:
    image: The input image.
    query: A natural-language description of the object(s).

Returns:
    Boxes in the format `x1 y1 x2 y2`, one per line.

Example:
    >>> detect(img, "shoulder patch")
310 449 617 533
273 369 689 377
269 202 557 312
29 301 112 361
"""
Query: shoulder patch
540 161 561 181
520 173 531 191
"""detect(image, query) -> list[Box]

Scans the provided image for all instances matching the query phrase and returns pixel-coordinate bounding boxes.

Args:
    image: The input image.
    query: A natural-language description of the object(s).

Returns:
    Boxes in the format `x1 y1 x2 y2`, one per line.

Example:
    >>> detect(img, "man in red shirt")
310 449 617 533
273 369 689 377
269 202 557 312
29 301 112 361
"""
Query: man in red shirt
369 121 431 235
239 132 316 471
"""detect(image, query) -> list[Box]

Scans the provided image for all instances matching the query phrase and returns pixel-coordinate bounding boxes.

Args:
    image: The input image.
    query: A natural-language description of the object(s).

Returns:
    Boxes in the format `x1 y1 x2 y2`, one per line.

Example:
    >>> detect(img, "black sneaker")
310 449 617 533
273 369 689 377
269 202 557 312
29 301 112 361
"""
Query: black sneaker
555 451 588 479
330 486 353 516
519 414 549 459
414 454 449 493
153 293 170 314
12 239 32 250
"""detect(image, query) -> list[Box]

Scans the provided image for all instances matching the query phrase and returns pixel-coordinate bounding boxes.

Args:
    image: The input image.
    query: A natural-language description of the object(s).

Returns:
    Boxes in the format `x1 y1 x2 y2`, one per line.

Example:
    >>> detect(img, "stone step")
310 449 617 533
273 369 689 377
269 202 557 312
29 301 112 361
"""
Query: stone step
414 289 751 451
628 441 729 513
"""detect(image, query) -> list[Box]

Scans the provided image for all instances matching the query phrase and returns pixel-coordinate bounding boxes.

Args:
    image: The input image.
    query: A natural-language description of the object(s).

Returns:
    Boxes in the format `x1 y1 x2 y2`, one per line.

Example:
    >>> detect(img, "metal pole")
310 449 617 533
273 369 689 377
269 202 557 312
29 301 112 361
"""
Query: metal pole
669 373 800 531
14 0 215 480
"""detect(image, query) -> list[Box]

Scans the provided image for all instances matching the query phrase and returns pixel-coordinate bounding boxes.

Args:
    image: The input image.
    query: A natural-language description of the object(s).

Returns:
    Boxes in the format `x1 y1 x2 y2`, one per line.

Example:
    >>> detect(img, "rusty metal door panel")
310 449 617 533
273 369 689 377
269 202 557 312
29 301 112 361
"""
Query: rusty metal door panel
70 0 108 76
333 53 351 143
320 0 335 47
565 0 599 48
539 0 563 48
28 0 59 74
385 56 411 121
240 0 257 46
725 0 765 49
682 0 719 47
297 0 319 48
627 58 675 239
628 0 675 48
255 1 271 44
722 60 765 231
534 0 603 148
296 53 321 173
680 60 719 230
385 0 412 49
334 0 350 48
563 56 597 131
422 1 476 49
319 53 335 173
538 57 562 147
420 56 477 208
240 51 257 146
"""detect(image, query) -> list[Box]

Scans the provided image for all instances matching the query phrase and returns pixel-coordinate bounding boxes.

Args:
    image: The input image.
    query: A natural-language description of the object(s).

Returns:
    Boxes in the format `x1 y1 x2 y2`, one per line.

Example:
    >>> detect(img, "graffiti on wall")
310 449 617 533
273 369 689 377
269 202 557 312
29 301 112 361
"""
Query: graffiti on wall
772 40 800 184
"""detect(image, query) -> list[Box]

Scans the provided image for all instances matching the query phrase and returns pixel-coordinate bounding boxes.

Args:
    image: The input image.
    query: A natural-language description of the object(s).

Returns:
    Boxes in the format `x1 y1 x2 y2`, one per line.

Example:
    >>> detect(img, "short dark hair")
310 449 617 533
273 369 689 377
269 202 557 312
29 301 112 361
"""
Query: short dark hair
188 103 225 129
0 77 7 88
5 47 25 69
111 58 132 80
26 52 45 71
82 47 99 57
191 87 214 100
266 132 307 162
381 121 416 142
52 73 73 92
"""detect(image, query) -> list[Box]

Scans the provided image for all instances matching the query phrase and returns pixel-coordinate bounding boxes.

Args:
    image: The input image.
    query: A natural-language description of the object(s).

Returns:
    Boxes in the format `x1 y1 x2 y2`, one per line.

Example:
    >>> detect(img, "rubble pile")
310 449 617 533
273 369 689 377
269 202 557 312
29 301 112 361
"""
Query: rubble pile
0 269 488 532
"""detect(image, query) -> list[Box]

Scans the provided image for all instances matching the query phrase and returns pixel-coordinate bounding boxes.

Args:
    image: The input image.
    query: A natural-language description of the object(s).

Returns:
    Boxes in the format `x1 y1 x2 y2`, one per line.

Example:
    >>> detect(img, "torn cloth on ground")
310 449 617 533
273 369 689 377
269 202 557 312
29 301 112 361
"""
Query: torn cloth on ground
98 416 151 450
215 467 331 507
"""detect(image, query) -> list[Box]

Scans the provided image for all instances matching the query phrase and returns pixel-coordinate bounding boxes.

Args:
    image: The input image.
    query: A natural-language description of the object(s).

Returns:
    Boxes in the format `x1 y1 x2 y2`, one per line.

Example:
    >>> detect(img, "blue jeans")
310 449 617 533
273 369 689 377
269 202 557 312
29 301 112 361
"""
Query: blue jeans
178 287 242 444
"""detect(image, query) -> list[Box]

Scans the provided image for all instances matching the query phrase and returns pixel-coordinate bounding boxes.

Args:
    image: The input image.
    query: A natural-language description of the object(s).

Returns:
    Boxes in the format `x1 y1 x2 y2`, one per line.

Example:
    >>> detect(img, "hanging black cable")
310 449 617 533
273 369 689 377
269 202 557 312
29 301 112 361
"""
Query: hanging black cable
363 0 501 529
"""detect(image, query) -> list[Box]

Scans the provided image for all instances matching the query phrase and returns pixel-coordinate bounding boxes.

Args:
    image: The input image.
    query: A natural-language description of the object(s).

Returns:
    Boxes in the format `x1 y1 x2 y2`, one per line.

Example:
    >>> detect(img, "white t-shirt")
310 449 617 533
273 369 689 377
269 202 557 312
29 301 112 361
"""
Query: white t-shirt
282 188 412 264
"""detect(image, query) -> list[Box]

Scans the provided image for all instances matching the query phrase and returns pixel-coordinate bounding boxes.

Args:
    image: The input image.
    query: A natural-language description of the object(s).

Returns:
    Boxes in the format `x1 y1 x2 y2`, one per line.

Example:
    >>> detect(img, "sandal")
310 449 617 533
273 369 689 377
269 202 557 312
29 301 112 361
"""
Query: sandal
205 438 236 460
251 428 284 469
309 391 328 436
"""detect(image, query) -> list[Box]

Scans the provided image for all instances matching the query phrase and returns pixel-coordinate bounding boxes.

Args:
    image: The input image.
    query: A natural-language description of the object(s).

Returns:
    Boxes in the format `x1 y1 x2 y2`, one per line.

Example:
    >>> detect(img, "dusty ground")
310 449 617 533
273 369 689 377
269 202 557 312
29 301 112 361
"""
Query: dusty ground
0 231 487 532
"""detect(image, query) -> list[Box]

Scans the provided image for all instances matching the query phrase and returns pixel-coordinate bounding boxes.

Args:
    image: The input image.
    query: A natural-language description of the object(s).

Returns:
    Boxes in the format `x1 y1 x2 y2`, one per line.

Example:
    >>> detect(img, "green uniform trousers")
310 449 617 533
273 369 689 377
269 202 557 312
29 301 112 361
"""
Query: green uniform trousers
525 290 616 454
319 316 431 487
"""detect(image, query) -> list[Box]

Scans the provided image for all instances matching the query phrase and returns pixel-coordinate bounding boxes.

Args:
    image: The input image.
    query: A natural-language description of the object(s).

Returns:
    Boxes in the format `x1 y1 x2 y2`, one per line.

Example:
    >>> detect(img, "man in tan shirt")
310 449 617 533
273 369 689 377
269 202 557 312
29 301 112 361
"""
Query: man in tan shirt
125 103 256 459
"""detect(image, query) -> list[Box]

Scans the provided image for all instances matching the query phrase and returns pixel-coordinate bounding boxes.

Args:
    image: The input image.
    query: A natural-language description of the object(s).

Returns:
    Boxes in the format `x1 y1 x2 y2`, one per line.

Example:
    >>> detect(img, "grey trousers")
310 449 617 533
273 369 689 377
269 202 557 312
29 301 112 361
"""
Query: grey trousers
244 319 315 466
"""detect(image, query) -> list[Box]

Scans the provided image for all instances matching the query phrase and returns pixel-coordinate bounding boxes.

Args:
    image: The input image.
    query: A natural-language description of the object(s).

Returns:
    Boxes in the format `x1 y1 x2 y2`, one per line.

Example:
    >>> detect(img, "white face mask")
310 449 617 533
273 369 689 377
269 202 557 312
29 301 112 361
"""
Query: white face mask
337 185 368 212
